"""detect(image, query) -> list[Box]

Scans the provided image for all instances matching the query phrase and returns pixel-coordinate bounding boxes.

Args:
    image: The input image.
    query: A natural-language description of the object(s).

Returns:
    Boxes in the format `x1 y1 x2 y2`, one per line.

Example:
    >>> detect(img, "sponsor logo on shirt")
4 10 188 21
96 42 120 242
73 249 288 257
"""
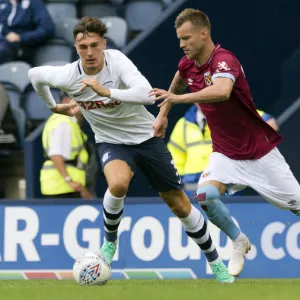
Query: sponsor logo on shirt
204 72 212 86
76 100 121 110
217 61 231 72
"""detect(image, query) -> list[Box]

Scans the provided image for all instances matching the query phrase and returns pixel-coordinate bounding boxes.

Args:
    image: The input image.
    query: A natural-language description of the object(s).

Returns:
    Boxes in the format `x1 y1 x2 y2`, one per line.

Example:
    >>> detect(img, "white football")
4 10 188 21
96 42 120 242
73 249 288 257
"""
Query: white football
73 252 111 286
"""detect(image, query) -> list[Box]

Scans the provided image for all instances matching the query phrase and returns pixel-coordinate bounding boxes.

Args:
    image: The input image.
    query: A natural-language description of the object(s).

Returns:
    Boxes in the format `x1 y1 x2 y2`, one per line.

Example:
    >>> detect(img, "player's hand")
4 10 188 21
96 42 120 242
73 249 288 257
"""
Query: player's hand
80 186 94 199
51 100 80 116
153 115 168 138
67 181 83 192
149 88 182 107
6 32 21 42
80 78 111 97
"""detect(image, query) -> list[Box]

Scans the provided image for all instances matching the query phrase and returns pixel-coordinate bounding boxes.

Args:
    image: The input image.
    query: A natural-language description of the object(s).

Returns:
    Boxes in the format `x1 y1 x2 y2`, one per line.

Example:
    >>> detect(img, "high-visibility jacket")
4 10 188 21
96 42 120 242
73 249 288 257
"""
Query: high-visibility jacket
167 106 212 186
257 109 273 122
40 114 89 195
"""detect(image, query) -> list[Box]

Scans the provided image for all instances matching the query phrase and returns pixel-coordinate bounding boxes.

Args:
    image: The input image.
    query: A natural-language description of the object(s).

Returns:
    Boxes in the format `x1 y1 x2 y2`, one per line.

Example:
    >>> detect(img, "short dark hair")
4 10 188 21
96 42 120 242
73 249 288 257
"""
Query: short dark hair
73 16 108 40
175 8 211 31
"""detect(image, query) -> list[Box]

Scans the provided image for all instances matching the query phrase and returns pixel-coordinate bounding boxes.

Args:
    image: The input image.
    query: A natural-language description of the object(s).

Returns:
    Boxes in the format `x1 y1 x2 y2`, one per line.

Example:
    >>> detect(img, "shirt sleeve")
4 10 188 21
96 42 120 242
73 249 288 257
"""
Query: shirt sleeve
47 122 72 159
211 53 241 84
28 65 70 109
109 52 155 105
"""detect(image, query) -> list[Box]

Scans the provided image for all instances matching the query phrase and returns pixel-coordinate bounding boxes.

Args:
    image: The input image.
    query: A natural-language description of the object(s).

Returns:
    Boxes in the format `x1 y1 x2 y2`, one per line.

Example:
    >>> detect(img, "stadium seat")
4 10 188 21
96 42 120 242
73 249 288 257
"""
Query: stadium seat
101 16 128 49
54 18 79 46
162 0 173 6
80 3 117 18
23 89 61 121
0 62 31 147
9 105 27 148
42 60 71 67
124 0 164 31
0 83 27 148
0 61 31 93
1 82 21 109
32 39 73 66
105 37 119 50
46 2 77 20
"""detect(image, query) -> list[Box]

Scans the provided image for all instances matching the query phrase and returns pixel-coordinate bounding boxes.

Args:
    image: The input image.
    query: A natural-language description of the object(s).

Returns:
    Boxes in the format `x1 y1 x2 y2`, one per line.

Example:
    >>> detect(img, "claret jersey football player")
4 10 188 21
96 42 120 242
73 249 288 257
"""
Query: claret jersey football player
151 8 300 277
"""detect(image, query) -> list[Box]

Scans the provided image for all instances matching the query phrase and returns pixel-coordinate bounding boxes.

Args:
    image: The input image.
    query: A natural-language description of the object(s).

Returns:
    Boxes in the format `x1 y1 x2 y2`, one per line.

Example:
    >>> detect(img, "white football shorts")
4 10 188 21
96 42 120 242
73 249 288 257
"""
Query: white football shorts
198 147 300 210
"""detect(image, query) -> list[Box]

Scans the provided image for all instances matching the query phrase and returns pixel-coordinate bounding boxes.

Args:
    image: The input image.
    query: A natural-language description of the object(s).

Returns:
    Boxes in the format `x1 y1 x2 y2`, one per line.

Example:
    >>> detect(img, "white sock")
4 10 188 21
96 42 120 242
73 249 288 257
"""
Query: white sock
180 205 220 263
103 189 125 242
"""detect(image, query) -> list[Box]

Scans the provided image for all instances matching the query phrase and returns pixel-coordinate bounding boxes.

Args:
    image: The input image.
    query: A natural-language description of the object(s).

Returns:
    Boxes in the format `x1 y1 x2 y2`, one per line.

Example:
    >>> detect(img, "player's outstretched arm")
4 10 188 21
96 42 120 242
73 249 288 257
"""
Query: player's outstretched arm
28 65 79 116
28 66 58 109
150 77 233 107
153 71 187 137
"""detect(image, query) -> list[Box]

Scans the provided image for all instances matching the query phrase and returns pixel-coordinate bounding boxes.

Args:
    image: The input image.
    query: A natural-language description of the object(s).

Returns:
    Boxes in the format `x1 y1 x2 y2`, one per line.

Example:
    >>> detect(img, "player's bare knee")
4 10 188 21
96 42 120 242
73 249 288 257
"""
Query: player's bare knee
108 181 129 198
170 201 190 218
160 190 191 218
195 185 221 210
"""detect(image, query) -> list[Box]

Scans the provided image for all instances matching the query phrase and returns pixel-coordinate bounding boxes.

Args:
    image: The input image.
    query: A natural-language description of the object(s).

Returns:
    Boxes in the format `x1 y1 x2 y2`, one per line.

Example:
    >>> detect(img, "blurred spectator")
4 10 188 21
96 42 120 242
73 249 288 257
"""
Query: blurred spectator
167 105 279 199
257 109 280 131
0 0 54 64
40 93 93 199
0 83 16 144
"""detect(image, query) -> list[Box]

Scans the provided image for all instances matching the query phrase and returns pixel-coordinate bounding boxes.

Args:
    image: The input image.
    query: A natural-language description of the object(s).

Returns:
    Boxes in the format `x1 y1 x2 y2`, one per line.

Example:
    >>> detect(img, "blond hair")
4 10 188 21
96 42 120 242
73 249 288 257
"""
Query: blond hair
175 8 211 31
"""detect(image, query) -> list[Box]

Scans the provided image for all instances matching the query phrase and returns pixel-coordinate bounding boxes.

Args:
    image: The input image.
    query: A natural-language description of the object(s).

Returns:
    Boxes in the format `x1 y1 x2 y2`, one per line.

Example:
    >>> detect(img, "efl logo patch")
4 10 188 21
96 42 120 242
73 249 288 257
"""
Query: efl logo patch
202 171 211 178
204 72 212 86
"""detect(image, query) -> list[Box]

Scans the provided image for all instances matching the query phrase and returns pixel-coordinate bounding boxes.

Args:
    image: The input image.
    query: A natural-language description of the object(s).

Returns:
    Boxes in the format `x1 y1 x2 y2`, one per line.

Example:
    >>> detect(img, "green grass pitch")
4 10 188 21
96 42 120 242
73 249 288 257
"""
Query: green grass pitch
1 279 299 300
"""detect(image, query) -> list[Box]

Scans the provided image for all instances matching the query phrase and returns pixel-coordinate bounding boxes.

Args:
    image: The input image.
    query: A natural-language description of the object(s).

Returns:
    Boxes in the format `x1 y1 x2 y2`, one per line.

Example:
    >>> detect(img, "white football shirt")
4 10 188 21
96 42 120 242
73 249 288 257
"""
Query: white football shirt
28 49 155 145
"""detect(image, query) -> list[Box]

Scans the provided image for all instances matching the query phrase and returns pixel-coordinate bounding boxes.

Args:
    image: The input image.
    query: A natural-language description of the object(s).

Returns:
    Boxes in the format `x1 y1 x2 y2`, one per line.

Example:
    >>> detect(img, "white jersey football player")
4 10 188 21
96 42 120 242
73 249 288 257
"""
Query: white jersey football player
28 16 235 283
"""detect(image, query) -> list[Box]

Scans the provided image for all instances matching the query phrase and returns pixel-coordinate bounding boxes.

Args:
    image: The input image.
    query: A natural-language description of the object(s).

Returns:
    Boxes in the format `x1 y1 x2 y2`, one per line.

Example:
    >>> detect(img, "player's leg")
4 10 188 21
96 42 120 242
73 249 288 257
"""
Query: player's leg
138 137 234 283
249 147 300 214
196 155 251 276
196 180 241 240
96 143 136 264
160 189 234 283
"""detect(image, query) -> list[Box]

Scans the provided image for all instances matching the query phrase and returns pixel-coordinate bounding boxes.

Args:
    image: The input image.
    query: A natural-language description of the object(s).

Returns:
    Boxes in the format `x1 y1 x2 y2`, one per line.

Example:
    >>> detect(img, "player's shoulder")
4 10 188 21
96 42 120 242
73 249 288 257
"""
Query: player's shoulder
55 61 80 85
178 55 194 71
212 46 240 64
42 60 81 89
104 49 137 74
43 61 77 75
104 49 129 61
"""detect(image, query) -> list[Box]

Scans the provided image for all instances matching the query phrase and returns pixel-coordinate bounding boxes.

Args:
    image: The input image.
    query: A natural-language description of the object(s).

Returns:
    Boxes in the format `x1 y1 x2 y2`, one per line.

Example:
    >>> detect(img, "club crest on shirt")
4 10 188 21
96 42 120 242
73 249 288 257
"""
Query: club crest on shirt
204 72 212 86
103 80 113 88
